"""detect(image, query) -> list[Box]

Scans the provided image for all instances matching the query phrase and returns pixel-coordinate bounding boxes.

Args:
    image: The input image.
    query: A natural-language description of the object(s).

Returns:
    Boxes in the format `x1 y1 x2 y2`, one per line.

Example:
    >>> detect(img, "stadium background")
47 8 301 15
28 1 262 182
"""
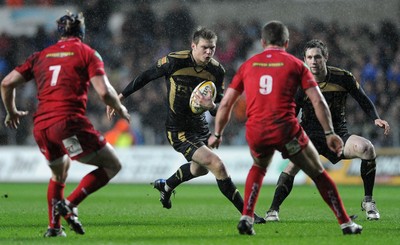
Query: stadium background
0 0 399 185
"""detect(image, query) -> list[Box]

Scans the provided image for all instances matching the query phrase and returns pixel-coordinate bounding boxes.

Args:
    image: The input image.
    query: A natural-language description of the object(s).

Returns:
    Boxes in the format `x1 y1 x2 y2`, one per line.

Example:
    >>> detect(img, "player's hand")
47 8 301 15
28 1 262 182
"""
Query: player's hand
114 105 130 122
325 134 344 157
106 105 115 120
375 119 390 135
107 93 126 120
4 110 29 129
208 134 222 149
194 90 215 111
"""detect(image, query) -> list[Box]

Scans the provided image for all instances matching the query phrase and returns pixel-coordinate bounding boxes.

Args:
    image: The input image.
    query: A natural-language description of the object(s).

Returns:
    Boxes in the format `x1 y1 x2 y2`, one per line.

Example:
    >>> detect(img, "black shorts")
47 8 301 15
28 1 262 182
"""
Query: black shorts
308 132 351 164
166 129 210 161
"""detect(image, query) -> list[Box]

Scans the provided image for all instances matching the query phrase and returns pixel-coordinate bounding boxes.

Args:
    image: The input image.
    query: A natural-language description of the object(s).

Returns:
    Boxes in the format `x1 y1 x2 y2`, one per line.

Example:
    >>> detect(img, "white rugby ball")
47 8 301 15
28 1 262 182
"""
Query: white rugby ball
189 80 217 114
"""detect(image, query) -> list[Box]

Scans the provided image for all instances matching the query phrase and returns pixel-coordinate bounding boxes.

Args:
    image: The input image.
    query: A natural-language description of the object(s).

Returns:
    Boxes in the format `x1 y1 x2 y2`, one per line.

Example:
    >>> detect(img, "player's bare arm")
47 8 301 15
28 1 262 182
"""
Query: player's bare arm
209 88 240 149
91 75 130 122
106 93 126 120
1 70 29 129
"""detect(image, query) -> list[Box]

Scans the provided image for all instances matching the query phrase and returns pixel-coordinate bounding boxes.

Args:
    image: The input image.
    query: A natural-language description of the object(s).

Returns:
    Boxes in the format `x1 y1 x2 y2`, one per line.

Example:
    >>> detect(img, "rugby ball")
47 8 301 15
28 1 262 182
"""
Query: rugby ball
189 80 217 114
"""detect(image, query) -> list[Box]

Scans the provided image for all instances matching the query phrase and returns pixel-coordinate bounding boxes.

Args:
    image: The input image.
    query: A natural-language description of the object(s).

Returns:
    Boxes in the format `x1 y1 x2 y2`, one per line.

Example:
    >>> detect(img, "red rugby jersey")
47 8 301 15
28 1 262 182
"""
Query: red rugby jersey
15 38 105 130
230 47 317 141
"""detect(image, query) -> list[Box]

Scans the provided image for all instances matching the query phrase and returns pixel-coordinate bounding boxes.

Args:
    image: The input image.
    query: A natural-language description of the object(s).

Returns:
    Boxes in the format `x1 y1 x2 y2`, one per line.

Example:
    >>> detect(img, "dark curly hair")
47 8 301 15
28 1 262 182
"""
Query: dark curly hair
57 11 85 40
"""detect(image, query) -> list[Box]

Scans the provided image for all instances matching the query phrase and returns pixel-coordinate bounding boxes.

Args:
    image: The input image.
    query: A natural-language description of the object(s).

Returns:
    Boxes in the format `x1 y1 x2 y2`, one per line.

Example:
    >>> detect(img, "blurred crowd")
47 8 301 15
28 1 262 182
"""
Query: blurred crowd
0 0 399 147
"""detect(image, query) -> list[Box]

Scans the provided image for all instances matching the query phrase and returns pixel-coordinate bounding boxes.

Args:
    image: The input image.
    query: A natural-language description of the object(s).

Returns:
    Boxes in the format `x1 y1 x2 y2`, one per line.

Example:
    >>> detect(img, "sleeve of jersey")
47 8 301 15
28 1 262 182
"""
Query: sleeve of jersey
300 65 318 90
87 50 106 78
121 64 166 98
294 88 304 116
351 83 380 121
214 66 225 103
14 53 37 82
229 65 245 93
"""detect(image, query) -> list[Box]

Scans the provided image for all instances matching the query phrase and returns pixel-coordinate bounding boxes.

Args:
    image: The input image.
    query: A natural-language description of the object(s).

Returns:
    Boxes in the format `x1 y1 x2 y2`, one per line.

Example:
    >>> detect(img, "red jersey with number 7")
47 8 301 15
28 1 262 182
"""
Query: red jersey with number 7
14 37 105 130
229 47 317 144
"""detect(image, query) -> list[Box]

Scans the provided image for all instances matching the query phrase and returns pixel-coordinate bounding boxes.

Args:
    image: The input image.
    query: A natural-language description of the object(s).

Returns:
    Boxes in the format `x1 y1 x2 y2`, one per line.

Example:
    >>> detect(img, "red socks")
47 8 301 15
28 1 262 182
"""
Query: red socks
47 179 65 228
312 170 350 224
67 168 110 206
243 165 266 217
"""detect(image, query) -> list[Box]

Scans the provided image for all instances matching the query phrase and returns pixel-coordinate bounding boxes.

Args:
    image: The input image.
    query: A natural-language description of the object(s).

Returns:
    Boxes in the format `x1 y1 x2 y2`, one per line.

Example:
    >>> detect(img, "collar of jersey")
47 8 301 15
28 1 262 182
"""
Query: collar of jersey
58 37 81 43
265 47 285 51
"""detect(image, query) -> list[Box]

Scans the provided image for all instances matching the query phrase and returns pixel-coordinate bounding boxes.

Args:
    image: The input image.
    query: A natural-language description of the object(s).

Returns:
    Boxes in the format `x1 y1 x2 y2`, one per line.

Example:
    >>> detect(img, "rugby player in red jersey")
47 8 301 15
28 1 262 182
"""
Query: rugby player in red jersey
209 20 362 236
265 39 390 222
1 11 130 237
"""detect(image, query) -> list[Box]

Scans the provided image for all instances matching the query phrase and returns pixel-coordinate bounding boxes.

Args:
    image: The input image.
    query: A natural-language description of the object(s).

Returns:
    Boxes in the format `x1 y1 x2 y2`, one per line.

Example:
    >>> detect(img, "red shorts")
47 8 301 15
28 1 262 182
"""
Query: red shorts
33 116 107 162
246 125 309 159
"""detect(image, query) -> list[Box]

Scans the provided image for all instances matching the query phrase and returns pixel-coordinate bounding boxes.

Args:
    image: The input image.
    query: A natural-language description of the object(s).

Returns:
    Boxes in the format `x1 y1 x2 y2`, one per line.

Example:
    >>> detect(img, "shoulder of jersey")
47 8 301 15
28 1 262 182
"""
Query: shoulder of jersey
209 58 225 73
209 58 221 67
168 50 191 59
328 66 354 77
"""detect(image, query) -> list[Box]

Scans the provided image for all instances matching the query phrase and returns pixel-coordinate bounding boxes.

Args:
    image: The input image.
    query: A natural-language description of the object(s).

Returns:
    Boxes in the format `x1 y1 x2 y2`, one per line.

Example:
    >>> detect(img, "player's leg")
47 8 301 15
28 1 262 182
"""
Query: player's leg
57 116 121 206
55 142 121 235
344 135 379 220
152 130 211 209
291 141 362 234
154 130 246 216
266 162 300 221
180 145 265 224
165 161 208 190
33 127 69 237
67 143 121 206
153 161 208 209
153 151 245 213
241 154 273 233
168 162 204 188
44 155 70 237
192 146 245 214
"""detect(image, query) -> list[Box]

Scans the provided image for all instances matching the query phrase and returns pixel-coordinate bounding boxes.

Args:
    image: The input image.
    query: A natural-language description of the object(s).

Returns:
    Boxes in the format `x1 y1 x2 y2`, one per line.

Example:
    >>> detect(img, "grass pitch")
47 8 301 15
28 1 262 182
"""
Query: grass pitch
0 183 399 245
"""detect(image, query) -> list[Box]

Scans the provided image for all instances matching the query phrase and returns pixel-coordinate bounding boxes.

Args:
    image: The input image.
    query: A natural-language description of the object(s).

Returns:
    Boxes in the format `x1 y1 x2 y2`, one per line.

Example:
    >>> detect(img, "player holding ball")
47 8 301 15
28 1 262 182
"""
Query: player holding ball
107 27 266 224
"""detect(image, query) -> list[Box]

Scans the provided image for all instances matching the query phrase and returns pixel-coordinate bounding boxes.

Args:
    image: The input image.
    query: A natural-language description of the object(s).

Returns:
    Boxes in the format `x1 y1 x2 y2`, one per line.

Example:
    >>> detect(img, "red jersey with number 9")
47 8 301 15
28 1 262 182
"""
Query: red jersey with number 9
229 47 317 144
15 37 105 130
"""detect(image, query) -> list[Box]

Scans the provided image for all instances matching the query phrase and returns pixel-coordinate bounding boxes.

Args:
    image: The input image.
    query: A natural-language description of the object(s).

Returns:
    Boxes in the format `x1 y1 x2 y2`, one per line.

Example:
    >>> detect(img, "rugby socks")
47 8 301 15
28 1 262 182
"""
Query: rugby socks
242 165 266 217
165 163 195 191
360 159 376 199
217 177 245 213
269 172 295 211
47 179 65 228
67 168 110 206
312 170 350 224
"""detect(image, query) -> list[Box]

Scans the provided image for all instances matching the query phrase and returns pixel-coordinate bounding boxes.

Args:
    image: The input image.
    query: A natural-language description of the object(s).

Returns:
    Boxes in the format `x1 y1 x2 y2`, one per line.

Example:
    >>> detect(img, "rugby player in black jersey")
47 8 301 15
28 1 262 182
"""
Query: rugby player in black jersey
265 39 390 222
107 27 265 224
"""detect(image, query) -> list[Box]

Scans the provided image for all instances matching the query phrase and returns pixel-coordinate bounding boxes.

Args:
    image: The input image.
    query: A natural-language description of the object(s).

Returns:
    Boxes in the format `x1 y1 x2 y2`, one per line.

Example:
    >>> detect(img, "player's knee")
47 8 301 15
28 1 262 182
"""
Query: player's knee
284 163 299 176
209 158 228 179
104 160 122 179
114 160 122 172
49 155 69 183
196 168 209 176
51 172 68 183
358 140 376 159
112 160 122 174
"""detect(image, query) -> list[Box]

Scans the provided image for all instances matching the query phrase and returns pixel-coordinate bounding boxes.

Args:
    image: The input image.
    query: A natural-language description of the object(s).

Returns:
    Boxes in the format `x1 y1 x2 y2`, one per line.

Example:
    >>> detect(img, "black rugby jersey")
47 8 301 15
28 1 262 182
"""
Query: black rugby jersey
122 50 225 131
296 66 379 135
